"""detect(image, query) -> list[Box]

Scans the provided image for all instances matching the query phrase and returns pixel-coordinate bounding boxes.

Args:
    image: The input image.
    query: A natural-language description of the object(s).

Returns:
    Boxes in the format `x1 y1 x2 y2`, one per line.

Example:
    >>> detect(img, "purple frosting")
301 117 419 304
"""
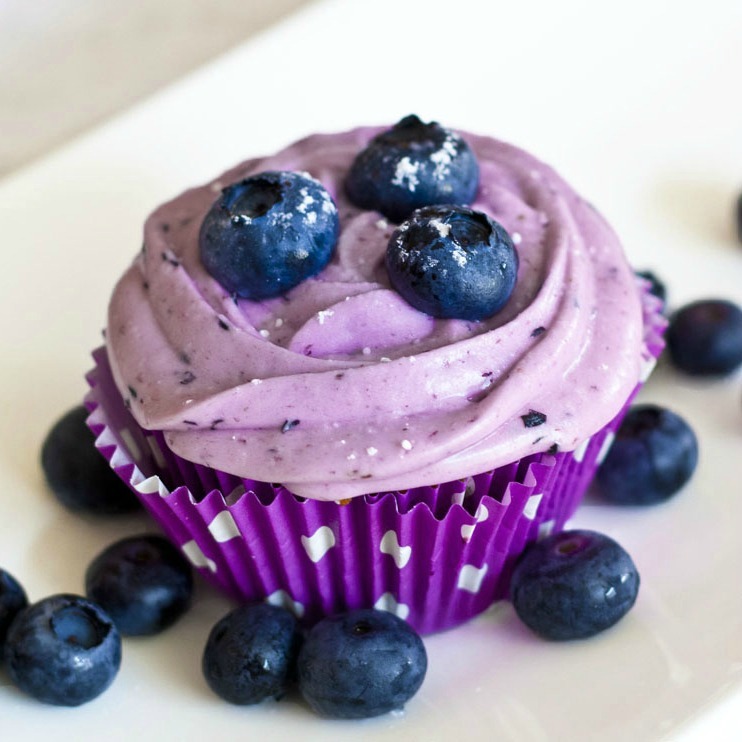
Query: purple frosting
106 126 643 501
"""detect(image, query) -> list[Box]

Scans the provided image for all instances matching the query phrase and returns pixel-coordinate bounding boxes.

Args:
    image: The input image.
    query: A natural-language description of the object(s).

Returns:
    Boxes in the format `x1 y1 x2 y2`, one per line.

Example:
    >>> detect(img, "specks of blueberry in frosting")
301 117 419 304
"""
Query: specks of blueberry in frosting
179 370 196 385
521 410 547 428
281 419 300 433
161 250 180 267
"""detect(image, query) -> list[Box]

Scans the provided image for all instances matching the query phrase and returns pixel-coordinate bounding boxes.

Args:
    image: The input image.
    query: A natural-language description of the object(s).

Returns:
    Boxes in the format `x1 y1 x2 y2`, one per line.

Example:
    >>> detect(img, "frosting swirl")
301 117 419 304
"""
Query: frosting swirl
106 127 643 500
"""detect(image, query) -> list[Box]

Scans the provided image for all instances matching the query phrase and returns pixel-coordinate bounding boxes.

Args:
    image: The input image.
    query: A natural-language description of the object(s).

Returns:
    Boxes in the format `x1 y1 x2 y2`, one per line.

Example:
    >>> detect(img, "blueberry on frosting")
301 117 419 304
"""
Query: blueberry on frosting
345 115 479 223
199 171 339 300
386 205 518 321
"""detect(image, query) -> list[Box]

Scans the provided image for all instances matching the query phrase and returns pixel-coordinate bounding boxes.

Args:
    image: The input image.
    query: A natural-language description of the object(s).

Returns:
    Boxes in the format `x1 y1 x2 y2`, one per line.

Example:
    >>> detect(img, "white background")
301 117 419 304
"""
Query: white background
1 0 741 738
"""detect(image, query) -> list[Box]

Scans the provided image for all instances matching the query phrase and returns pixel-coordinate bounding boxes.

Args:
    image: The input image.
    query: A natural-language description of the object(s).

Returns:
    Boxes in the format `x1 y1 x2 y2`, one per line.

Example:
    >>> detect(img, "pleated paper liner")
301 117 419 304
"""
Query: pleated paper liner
85 284 666 634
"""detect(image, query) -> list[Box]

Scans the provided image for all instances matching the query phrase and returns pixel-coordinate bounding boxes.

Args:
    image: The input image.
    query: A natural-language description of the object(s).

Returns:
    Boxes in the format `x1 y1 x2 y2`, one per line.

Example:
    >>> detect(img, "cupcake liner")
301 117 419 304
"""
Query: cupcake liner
85 286 666 634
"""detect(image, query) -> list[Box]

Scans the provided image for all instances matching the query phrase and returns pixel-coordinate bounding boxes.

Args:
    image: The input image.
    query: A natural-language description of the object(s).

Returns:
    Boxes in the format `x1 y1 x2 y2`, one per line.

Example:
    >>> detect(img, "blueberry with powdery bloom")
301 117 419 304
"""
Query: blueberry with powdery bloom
199 171 339 300
345 115 479 223
202 604 302 705
666 298 742 376
597 404 698 505
41 405 141 515
4 594 121 706
297 609 427 719
386 205 518 321
85 535 193 636
510 530 640 641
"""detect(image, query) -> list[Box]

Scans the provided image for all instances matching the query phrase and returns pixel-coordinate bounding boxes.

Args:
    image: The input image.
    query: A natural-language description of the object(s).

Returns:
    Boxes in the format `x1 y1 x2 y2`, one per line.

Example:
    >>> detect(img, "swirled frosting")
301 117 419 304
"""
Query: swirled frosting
106 126 643 501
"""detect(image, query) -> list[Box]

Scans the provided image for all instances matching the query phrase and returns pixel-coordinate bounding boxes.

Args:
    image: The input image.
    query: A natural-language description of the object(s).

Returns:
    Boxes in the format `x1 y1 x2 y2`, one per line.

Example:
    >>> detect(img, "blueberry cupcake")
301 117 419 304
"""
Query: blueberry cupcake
86 116 665 634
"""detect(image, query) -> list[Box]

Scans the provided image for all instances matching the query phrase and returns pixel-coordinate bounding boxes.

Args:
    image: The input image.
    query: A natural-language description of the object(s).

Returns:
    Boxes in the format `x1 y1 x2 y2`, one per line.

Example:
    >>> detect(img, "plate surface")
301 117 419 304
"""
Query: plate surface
1 0 741 738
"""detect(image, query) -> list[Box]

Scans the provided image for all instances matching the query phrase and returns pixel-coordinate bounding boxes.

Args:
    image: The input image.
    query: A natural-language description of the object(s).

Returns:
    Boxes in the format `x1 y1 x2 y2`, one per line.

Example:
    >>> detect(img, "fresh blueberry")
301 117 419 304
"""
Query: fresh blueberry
345 115 479 223
0 569 28 655
386 205 518 321
85 535 193 636
199 171 339 299
4 594 121 706
41 405 141 515
202 604 302 705
635 269 667 307
666 298 742 376
597 404 698 505
297 609 427 719
510 530 640 641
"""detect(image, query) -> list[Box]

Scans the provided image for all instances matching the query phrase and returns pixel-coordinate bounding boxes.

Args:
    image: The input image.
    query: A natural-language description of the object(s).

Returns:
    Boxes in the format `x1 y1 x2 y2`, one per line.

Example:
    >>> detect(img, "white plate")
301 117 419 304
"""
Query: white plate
1 0 741 738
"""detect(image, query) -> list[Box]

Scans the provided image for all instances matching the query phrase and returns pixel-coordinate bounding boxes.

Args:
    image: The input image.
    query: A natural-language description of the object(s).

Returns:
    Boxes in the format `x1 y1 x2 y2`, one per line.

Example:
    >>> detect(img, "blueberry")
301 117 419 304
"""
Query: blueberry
41 405 141 515
199 171 339 299
202 604 302 705
4 594 121 705
85 535 193 636
386 205 518 321
297 609 427 719
346 115 479 223
0 569 28 655
510 530 640 641
666 298 742 376
635 269 667 307
597 404 698 505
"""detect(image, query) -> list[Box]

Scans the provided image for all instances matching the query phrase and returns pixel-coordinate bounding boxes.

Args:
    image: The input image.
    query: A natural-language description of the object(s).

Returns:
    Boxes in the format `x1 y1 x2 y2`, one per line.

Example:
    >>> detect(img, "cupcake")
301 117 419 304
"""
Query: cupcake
86 116 665 634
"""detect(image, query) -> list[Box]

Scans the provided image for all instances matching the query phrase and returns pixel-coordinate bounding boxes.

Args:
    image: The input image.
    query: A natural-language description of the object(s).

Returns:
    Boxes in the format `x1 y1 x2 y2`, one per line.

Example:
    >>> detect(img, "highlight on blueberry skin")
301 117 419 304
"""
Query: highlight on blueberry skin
41 405 141 515
510 530 640 641
386 205 518 321
297 608 427 719
0 569 28 655
199 170 339 300
345 114 480 223
202 604 302 705
85 534 193 636
4 594 121 706
597 404 698 506
666 298 742 376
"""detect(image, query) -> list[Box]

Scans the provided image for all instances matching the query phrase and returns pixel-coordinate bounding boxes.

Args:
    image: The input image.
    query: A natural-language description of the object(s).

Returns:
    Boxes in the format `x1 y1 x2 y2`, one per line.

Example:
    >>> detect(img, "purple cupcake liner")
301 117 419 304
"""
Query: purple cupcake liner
85 287 666 634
